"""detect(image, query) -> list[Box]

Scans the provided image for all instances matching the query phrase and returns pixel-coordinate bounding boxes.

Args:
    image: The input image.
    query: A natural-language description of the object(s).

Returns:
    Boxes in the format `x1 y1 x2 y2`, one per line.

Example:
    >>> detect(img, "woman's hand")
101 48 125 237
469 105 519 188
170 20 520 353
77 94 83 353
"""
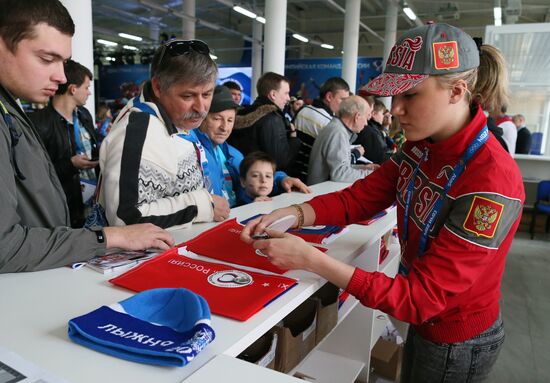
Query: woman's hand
252 229 321 271
240 206 298 244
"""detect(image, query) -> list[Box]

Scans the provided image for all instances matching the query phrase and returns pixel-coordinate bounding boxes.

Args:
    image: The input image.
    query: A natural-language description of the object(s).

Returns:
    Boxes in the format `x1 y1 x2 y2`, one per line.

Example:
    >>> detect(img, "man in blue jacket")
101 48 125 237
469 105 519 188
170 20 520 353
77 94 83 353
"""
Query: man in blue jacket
194 86 310 207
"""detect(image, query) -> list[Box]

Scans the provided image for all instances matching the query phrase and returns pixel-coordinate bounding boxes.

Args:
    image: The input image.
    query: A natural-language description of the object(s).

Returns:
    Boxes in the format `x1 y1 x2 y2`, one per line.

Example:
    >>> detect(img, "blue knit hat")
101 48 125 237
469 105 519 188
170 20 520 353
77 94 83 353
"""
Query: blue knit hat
68 288 215 367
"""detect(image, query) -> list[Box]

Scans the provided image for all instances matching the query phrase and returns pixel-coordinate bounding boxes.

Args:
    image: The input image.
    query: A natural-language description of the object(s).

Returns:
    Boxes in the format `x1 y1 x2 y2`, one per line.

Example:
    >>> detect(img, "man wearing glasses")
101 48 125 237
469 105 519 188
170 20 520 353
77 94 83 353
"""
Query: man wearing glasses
100 40 230 229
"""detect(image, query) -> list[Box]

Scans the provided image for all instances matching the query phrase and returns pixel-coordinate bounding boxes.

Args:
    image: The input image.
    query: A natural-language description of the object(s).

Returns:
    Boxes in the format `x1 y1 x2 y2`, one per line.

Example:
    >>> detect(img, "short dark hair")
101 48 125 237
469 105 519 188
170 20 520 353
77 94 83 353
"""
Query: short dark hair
0 0 74 53
150 40 218 91
239 151 277 179
56 60 93 95
223 81 241 91
373 99 386 113
319 77 350 100
256 72 288 97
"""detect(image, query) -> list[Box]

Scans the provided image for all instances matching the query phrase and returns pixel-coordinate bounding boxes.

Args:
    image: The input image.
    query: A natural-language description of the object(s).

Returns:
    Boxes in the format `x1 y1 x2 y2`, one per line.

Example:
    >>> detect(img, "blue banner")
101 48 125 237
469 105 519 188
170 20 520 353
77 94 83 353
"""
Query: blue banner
98 64 149 100
285 57 383 103
217 66 252 106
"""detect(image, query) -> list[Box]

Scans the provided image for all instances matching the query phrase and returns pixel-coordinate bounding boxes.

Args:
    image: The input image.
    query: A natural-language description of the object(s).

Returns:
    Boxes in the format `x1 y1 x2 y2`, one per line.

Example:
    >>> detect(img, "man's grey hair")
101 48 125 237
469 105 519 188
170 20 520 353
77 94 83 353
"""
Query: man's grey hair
150 46 218 91
337 95 367 118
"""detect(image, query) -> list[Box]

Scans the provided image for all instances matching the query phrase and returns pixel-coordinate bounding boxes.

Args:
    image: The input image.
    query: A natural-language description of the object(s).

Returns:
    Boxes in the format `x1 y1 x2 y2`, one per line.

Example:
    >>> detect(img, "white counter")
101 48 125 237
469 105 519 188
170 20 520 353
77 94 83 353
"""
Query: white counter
0 181 397 383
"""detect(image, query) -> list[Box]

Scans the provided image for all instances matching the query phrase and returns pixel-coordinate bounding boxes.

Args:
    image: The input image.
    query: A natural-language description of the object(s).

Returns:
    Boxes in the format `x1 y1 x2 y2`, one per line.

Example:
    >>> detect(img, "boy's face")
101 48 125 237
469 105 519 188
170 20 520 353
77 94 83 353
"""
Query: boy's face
241 161 274 198
0 23 71 103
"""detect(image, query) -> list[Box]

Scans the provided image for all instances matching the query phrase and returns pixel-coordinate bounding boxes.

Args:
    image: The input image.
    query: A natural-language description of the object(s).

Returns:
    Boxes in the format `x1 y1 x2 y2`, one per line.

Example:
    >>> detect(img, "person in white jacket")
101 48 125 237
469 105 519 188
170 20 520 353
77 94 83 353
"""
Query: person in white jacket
100 39 230 229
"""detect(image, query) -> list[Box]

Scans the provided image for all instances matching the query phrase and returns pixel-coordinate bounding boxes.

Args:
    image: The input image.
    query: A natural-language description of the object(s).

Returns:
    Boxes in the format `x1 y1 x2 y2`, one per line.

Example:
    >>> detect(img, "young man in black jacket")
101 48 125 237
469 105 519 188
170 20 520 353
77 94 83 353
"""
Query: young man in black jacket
230 72 301 174
30 60 99 227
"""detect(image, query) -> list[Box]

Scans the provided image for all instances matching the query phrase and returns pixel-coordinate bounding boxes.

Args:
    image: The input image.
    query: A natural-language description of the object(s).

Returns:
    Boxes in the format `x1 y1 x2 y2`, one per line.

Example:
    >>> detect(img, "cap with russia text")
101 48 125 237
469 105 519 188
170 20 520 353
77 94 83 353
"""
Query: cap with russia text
364 23 480 97
68 288 215 366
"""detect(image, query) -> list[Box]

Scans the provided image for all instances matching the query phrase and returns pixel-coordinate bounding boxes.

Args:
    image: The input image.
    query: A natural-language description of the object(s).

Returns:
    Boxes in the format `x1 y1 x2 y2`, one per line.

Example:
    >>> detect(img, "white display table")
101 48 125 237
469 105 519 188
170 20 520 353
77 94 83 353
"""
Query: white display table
0 181 398 383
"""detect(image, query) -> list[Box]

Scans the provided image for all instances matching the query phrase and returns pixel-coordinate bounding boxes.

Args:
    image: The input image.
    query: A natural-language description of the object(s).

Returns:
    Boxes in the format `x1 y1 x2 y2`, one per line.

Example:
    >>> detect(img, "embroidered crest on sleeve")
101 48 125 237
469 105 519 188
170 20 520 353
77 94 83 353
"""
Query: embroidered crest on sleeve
463 196 504 238
433 41 459 70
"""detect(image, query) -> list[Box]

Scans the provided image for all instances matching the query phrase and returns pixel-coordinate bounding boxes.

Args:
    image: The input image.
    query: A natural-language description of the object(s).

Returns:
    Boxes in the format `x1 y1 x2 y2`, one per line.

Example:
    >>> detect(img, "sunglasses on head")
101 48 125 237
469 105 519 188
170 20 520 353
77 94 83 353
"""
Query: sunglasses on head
157 39 210 66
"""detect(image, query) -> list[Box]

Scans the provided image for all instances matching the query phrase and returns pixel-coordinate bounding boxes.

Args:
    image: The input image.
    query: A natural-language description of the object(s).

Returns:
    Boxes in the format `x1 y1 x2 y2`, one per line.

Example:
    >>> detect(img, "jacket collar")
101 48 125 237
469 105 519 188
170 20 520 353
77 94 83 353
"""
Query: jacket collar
415 104 487 160
141 81 177 135
312 98 333 116
335 117 357 141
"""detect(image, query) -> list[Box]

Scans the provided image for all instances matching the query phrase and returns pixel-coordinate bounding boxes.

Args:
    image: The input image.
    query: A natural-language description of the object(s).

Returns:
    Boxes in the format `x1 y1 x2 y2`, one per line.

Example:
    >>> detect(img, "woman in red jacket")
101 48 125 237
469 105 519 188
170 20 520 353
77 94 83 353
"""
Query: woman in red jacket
241 23 524 382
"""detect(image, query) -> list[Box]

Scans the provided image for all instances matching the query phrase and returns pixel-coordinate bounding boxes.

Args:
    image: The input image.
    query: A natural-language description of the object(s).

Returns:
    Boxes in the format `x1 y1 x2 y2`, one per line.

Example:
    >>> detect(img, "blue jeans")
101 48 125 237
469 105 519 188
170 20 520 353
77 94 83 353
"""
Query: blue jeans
401 314 504 383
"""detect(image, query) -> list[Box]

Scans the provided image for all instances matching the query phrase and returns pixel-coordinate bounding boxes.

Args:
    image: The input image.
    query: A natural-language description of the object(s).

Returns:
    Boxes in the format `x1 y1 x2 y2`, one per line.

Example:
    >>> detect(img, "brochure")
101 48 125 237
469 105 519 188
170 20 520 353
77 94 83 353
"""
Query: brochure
85 250 158 274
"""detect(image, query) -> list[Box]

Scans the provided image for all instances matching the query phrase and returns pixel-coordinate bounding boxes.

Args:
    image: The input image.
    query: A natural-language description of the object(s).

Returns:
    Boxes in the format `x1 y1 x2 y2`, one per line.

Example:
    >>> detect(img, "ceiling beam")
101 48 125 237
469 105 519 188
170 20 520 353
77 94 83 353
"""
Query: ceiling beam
138 0 254 42
324 0 384 42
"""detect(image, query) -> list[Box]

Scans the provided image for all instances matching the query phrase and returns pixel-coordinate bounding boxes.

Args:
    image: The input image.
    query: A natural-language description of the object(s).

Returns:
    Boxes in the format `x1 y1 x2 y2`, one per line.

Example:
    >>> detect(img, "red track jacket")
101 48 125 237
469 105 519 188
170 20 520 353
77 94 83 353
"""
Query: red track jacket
309 106 525 343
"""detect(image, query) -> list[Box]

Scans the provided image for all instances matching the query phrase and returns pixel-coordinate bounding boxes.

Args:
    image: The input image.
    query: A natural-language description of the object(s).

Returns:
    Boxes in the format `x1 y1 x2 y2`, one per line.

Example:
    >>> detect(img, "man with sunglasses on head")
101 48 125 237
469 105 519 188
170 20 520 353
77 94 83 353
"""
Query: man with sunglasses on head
0 0 174 273
100 39 230 229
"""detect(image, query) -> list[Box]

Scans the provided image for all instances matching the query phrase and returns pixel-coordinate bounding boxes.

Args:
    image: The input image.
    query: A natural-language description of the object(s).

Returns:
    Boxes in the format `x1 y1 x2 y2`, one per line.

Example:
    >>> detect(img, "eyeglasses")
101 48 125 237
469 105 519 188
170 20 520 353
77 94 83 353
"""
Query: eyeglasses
156 39 210 66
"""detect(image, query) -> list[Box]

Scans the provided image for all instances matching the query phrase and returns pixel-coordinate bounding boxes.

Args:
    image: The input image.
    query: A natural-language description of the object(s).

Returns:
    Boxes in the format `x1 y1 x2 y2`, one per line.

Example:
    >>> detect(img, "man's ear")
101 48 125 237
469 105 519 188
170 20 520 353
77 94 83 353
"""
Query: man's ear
267 89 276 102
449 79 468 104
325 91 334 103
151 77 162 99
240 177 246 188
68 84 77 95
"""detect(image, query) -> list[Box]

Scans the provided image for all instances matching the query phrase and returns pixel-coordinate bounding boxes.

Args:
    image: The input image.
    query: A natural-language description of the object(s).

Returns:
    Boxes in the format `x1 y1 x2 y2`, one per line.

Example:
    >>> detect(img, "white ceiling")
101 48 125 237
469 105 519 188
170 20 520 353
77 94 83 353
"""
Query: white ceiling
92 0 550 63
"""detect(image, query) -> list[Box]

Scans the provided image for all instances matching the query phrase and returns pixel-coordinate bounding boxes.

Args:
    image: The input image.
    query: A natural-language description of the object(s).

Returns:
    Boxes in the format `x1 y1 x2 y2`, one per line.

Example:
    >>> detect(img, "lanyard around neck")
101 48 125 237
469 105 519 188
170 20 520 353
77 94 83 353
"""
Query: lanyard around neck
401 126 489 261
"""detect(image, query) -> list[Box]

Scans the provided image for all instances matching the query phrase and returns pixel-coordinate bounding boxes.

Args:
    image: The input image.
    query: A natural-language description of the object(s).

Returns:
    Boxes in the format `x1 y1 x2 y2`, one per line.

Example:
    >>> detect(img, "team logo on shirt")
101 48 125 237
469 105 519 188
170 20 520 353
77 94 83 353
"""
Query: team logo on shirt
208 270 253 288
433 41 459 70
463 196 504 238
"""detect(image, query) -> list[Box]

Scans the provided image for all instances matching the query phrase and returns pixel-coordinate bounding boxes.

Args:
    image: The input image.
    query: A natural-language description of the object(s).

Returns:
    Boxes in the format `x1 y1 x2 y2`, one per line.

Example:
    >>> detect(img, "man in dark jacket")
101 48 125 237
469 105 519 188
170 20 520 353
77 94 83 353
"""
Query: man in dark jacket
229 72 300 173
354 99 393 165
513 114 532 154
30 60 99 227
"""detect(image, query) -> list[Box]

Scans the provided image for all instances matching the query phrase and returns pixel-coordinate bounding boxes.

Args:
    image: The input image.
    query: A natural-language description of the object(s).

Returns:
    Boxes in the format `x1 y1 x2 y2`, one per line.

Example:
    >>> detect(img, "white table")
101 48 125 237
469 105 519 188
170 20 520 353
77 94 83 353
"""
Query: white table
0 181 398 383
514 154 550 207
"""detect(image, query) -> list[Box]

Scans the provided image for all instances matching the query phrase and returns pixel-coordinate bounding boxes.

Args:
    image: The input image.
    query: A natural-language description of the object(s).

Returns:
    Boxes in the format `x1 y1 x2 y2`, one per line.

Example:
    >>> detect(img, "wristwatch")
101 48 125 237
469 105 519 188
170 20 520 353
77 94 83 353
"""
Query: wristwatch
88 227 106 244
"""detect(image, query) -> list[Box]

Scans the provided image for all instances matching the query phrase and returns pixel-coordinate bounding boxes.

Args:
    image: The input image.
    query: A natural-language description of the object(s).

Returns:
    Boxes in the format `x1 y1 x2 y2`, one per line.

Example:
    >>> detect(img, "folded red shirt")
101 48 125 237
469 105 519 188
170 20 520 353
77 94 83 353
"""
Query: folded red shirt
110 249 298 321
182 218 326 274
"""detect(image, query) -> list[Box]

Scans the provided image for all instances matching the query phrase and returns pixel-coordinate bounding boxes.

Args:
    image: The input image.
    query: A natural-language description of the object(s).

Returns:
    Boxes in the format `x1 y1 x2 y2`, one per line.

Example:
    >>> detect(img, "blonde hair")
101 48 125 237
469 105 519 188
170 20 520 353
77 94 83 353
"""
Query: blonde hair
434 44 509 113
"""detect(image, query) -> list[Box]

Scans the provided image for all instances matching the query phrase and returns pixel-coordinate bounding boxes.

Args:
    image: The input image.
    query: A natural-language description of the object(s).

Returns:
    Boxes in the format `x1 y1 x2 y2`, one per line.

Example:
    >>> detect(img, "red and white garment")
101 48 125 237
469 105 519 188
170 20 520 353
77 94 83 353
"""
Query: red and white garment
110 249 298 321
182 218 327 274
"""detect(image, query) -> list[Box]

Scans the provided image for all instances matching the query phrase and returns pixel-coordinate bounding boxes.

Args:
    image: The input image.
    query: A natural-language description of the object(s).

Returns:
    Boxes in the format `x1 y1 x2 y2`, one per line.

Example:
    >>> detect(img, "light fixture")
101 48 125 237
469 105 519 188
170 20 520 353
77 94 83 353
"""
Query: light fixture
123 45 139 51
321 43 334 50
97 39 118 47
233 5 257 19
292 33 309 43
118 32 143 42
209 53 218 60
105 56 115 61
256 16 266 24
403 7 417 21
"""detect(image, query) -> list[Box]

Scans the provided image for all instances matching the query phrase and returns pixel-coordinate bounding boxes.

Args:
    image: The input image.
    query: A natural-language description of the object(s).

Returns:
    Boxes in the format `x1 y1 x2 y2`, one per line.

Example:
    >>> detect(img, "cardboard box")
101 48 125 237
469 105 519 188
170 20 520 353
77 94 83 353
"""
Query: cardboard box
371 338 403 381
237 330 278 369
312 282 339 344
275 299 317 373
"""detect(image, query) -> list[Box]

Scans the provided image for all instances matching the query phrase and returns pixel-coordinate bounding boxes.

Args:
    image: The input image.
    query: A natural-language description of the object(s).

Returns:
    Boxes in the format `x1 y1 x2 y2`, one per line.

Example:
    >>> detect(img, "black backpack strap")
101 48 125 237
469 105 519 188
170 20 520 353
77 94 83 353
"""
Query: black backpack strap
0 100 26 180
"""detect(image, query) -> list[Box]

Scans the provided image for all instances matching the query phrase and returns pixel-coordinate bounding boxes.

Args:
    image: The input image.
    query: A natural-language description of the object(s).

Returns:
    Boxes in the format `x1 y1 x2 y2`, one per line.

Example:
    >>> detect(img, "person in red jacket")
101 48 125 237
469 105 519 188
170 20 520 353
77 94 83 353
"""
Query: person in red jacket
241 23 524 382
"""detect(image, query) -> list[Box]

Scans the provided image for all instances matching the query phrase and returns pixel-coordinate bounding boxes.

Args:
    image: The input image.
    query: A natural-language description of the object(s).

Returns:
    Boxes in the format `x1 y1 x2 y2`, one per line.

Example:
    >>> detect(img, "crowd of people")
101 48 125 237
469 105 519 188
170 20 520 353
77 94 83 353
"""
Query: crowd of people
0 1 530 381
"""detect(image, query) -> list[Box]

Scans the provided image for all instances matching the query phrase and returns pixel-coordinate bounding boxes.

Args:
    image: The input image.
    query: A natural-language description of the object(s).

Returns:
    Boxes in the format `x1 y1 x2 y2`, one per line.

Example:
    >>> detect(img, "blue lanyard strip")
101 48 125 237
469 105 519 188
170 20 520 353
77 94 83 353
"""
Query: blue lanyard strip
402 126 488 260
